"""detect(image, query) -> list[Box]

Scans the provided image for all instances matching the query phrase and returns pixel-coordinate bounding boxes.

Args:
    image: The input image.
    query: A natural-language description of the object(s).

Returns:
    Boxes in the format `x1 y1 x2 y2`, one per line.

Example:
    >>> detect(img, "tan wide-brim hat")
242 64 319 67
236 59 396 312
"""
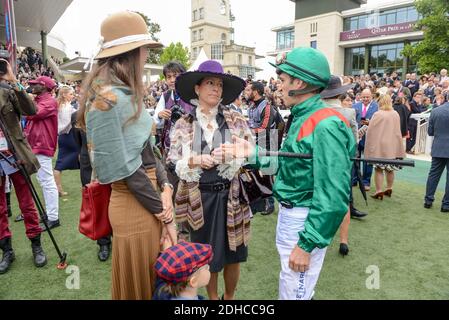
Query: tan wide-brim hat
95 11 163 60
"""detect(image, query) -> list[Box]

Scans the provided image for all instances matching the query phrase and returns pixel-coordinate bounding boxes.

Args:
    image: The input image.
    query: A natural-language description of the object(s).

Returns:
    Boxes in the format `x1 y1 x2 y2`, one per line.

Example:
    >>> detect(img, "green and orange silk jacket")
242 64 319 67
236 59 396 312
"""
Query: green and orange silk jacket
250 94 356 253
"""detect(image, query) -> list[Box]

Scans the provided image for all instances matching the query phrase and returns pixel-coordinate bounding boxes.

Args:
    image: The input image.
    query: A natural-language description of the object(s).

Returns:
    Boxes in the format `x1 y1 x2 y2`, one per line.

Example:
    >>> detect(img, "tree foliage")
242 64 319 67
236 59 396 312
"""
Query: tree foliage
135 12 163 64
160 42 191 70
403 0 449 73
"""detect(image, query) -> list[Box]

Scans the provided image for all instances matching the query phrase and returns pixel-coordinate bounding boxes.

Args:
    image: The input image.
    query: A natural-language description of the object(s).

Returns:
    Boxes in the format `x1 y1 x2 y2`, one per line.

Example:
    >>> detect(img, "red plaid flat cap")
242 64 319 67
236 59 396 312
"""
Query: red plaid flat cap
154 242 213 284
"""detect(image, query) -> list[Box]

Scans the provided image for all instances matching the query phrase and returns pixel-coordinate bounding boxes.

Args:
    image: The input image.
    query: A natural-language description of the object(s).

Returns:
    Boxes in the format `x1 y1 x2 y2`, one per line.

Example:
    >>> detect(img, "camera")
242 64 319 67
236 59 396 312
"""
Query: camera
0 50 10 76
170 104 185 124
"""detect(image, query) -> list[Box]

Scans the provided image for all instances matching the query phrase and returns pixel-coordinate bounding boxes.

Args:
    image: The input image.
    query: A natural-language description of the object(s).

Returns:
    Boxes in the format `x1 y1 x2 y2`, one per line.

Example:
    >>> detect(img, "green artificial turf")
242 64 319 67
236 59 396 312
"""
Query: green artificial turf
1 160 448 300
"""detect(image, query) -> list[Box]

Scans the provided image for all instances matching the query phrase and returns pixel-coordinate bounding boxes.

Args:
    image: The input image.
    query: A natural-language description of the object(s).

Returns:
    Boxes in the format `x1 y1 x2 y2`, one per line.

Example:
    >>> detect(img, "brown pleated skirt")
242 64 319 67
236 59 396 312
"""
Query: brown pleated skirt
109 168 162 300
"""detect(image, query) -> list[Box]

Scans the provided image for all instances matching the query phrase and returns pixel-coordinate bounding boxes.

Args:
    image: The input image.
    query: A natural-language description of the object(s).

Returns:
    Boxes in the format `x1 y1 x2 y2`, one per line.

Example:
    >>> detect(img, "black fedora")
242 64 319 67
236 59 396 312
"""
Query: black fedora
175 60 246 105
320 76 354 99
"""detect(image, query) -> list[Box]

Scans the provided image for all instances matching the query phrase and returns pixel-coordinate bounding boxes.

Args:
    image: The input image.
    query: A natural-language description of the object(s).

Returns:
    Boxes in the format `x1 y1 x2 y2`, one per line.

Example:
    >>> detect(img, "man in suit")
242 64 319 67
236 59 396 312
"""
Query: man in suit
405 73 420 98
392 79 411 101
424 78 436 101
407 92 425 153
353 89 378 191
424 102 449 212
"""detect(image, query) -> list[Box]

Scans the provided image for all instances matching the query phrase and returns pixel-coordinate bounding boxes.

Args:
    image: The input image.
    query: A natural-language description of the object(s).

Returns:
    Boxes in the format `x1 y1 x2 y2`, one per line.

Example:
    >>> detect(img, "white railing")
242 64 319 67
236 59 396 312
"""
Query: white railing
411 112 431 155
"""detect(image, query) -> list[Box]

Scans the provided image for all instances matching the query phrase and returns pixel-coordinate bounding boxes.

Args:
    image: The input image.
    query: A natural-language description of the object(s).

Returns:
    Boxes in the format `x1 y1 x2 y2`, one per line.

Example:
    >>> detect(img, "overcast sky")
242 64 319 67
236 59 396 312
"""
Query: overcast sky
51 0 393 79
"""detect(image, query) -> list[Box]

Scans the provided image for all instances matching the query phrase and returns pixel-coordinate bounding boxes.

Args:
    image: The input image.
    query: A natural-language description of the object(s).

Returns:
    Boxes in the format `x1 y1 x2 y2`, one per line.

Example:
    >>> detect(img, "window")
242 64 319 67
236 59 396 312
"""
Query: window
370 42 406 76
248 56 252 66
221 33 227 43
239 66 255 79
238 54 242 65
379 14 387 26
211 43 224 60
276 28 294 51
192 10 198 21
407 7 418 21
199 8 204 19
386 12 396 25
199 29 204 40
192 47 198 60
350 18 358 31
193 31 197 42
397 8 407 24
310 41 317 49
344 18 351 31
358 15 367 29
344 47 365 76
310 22 318 34
343 6 420 31
408 41 419 73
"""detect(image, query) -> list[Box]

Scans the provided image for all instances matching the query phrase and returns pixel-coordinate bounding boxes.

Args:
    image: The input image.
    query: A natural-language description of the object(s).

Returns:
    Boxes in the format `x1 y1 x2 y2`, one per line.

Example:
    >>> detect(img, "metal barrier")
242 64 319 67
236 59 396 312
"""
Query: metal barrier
411 112 431 155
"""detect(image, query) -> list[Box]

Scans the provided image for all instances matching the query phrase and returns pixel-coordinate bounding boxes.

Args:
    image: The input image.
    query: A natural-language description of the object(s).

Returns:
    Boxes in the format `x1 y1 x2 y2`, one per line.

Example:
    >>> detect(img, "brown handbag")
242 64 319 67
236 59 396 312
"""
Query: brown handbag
79 181 112 241
238 167 273 205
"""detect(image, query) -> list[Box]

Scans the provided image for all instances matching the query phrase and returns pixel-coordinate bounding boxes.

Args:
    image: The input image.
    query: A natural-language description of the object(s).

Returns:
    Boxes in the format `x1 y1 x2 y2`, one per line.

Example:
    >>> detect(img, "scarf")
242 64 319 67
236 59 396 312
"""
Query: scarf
86 79 153 184
168 105 252 251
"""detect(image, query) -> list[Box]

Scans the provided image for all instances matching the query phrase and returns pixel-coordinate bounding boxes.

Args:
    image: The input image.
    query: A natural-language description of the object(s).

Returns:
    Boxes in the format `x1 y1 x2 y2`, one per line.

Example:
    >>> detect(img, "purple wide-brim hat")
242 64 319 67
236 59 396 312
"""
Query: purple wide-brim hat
175 60 246 106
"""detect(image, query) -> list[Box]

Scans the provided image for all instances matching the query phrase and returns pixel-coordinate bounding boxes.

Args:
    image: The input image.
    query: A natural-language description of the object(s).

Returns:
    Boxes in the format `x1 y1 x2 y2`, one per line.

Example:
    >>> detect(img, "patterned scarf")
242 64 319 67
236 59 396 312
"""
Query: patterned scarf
169 106 252 251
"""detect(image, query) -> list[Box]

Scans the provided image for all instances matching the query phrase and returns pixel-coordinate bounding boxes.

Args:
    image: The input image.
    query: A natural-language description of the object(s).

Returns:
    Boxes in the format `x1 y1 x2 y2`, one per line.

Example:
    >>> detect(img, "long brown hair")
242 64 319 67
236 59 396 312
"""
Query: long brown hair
77 48 145 129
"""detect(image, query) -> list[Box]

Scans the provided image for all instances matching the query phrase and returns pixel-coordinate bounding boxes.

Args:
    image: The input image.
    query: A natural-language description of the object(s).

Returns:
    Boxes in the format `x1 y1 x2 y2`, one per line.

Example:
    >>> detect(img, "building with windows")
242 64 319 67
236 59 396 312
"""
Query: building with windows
269 0 423 77
190 0 263 78
0 0 72 60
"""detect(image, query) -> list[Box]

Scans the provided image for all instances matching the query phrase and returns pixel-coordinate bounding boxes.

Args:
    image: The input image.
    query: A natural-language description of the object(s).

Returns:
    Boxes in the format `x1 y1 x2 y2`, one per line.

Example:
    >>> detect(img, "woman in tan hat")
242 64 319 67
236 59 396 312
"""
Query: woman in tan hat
78 11 176 300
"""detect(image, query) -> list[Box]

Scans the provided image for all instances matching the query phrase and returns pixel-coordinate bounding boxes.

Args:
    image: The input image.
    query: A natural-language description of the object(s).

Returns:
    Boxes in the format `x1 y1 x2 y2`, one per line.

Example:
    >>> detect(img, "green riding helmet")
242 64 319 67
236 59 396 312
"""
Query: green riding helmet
270 47 331 92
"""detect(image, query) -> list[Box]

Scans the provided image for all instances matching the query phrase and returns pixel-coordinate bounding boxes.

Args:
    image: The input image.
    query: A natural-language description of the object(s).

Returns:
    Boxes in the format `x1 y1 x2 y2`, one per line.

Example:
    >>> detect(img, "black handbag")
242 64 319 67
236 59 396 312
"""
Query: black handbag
238 167 273 205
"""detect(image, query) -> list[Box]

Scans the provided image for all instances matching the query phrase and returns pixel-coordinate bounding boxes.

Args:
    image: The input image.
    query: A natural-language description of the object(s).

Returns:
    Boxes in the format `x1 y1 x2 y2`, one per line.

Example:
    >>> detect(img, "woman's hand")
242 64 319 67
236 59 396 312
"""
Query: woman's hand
189 155 217 170
211 143 234 164
213 135 255 160
160 222 177 251
155 189 174 225
160 188 174 220
0 59 17 83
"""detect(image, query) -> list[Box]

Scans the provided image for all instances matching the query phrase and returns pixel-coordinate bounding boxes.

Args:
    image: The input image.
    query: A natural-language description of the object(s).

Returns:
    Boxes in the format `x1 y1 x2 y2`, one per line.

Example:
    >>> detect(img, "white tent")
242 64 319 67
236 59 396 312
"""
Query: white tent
188 48 212 71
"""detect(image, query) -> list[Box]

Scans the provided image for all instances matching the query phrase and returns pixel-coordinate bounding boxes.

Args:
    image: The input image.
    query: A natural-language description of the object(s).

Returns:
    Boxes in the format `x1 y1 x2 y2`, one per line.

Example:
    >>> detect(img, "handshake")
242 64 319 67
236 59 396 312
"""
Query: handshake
188 136 254 170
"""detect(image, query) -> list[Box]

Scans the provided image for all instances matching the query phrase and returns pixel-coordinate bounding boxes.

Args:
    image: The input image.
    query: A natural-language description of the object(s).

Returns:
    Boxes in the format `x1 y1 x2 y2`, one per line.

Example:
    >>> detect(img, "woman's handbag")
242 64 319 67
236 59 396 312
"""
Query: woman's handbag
238 167 273 205
79 181 112 241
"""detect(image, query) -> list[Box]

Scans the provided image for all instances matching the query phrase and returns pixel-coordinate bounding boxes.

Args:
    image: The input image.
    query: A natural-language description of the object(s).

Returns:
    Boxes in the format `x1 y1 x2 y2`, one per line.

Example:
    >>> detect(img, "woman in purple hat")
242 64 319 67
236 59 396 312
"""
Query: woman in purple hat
168 60 252 300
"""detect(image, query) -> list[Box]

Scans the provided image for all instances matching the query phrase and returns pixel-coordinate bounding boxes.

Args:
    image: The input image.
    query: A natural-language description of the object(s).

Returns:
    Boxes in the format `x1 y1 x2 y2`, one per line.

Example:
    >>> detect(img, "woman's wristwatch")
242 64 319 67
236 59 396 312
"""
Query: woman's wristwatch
162 182 174 192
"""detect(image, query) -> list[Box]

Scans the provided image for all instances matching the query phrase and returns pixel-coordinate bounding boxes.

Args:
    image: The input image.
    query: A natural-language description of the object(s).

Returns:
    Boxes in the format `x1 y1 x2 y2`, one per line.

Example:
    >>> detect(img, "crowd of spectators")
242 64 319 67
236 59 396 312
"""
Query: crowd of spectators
141 68 449 140
343 70 449 107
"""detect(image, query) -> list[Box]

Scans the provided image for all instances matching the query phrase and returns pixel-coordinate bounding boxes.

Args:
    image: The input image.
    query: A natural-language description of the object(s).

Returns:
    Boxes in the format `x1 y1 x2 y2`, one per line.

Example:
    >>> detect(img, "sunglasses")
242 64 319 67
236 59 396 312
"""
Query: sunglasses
275 52 329 85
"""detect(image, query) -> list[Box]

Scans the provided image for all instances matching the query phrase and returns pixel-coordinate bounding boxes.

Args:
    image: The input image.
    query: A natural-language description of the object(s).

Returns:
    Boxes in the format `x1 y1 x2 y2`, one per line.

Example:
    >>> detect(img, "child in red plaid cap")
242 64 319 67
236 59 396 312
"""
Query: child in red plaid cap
153 241 212 300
